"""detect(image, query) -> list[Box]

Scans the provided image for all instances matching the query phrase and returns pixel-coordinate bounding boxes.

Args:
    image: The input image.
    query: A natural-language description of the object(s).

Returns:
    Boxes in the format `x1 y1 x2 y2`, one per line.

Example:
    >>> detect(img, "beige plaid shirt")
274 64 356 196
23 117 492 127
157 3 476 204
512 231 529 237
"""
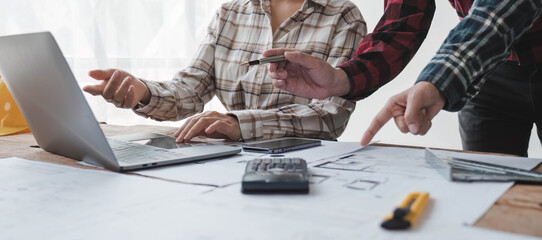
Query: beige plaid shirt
135 0 366 141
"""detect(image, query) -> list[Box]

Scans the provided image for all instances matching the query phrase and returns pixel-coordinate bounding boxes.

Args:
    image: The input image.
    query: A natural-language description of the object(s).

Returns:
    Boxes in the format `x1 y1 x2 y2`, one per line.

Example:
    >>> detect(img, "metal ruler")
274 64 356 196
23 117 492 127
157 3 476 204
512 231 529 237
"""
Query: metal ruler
425 148 542 183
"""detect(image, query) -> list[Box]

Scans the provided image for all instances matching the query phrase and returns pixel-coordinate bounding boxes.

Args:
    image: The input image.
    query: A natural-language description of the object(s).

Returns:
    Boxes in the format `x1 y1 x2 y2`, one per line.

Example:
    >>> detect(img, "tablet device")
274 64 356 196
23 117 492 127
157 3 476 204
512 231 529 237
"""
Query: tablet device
242 138 321 154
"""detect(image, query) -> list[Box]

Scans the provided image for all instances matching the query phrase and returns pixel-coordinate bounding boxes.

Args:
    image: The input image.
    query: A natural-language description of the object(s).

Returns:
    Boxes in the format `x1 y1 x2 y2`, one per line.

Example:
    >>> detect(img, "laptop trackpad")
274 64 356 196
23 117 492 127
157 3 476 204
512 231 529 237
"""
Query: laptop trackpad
110 132 239 150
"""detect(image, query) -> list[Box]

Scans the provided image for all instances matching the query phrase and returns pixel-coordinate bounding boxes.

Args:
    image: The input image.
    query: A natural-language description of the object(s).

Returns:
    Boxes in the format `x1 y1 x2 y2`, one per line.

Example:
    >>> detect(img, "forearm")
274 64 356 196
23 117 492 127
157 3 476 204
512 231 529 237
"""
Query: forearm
133 77 211 121
339 0 436 100
229 97 356 141
416 0 542 111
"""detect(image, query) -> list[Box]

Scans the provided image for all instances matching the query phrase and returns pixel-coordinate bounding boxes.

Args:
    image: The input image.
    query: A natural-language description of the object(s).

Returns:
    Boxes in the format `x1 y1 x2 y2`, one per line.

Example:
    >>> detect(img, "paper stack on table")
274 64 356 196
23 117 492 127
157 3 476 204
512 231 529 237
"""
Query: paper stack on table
2 143 541 240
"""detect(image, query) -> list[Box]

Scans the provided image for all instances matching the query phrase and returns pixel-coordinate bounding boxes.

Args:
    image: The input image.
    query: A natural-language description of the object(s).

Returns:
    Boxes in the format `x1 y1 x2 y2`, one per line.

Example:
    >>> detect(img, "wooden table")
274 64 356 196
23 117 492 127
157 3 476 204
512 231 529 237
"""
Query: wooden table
1 124 541 237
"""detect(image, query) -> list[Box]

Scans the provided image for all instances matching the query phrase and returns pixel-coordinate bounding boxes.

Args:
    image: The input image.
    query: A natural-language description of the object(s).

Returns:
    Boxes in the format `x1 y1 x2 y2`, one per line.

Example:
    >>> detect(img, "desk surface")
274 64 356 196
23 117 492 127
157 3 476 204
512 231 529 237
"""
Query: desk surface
1 123 541 237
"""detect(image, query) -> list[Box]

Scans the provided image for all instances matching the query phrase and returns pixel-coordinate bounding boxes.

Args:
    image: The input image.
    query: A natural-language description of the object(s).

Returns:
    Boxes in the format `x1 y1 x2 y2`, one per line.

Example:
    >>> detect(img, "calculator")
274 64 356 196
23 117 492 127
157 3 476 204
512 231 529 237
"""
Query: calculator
241 157 309 193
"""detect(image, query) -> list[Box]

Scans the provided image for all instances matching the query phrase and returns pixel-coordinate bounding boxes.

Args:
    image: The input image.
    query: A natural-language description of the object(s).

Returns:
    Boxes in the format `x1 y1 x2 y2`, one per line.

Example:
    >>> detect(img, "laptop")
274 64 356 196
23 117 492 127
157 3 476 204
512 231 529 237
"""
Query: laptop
0 32 241 172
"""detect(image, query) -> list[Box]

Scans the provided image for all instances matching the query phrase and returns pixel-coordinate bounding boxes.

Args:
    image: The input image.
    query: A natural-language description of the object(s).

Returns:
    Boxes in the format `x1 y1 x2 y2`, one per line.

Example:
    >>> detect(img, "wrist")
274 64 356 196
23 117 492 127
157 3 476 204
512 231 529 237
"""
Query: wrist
226 113 243 142
415 81 447 107
332 68 351 97
138 79 151 105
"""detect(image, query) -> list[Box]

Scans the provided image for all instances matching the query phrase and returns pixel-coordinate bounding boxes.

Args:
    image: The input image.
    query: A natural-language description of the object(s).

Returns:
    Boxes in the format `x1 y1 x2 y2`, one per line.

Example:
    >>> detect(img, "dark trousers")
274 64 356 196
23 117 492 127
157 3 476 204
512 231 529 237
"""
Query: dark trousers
459 61 542 157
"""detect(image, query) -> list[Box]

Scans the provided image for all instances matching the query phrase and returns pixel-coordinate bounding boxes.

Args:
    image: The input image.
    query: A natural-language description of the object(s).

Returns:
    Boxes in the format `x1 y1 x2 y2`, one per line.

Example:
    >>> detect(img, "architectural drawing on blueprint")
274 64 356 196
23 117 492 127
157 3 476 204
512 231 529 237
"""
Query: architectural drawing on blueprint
311 148 432 180
345 176 389 191
314 154 380 171
308 172 337 184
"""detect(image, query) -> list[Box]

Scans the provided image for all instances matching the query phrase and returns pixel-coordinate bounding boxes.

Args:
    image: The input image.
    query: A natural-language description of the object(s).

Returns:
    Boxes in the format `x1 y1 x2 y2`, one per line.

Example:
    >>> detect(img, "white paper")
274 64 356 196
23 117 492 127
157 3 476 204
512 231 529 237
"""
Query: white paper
0 157 212 240
306 146 542 226
134 140 364 187
3 144 540 240
54 146 542 240
279 140 363 162
123 146 536 240
47 179 540 240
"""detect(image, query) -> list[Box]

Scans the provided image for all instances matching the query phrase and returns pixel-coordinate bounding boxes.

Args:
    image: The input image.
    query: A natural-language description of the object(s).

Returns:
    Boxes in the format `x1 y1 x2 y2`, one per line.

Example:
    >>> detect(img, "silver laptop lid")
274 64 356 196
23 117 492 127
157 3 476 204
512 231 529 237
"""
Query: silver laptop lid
0 32 120 171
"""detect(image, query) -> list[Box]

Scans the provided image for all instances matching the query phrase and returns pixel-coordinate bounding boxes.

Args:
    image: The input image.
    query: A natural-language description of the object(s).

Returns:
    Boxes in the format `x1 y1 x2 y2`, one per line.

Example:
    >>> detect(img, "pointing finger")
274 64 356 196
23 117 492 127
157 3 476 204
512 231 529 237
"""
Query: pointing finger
360 105 394 146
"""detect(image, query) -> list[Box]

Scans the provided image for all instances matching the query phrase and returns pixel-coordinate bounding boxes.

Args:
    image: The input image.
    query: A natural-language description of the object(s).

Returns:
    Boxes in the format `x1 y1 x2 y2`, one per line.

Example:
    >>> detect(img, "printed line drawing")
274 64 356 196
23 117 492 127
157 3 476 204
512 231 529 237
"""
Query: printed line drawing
308 174 332 184
345 176 388 191
315 155 379 171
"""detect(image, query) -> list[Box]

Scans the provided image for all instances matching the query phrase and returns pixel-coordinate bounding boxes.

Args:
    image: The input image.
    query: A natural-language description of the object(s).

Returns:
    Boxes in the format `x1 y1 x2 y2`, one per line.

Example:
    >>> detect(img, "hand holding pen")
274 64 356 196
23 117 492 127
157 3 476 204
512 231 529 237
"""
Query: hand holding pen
257 48 351 99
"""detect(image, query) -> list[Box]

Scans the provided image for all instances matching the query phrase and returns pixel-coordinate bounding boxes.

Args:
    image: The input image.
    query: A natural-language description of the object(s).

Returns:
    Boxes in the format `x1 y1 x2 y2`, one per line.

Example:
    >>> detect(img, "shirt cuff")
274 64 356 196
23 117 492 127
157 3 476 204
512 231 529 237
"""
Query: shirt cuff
132 80 163 118
337 61 370 101
415 70 465 112
337 66 356 99
227 110 265 141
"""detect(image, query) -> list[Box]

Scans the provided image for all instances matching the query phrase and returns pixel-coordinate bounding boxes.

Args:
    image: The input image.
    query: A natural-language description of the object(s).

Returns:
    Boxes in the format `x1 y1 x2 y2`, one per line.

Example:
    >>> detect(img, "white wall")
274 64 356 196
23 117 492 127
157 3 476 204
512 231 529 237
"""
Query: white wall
339 0 542 158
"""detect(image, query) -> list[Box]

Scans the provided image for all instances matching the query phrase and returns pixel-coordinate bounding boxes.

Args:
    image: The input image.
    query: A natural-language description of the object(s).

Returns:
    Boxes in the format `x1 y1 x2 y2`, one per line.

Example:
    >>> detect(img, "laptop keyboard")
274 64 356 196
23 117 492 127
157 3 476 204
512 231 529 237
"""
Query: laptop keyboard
107 138 180 164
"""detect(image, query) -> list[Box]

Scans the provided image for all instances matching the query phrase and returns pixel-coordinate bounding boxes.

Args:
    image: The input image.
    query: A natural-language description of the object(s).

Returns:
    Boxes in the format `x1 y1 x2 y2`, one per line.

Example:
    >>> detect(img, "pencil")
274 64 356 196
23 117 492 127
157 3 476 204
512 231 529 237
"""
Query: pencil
240 50 312 66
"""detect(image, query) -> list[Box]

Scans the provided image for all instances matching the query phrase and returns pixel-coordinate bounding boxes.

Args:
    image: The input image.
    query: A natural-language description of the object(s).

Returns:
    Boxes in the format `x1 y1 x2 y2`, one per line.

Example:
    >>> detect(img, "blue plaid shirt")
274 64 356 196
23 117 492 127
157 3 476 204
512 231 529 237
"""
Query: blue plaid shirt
417 0 542 111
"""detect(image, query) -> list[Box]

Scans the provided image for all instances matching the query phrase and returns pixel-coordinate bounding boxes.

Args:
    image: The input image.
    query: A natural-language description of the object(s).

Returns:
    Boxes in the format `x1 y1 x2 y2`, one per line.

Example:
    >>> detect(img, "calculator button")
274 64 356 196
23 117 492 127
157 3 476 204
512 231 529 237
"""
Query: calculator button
250 164 259 171
267 168 285 173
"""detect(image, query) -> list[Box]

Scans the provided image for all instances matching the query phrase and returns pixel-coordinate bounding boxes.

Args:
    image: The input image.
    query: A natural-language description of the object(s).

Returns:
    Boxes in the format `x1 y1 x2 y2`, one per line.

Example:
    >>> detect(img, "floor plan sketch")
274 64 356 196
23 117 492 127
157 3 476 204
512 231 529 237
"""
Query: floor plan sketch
345 176 389 191
308 173 336 184
314 155 380 171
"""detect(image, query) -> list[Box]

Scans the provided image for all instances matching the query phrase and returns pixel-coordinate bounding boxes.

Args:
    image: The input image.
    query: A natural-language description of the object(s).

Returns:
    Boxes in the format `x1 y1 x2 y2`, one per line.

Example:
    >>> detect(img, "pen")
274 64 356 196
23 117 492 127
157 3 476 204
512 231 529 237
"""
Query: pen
381 191 429 230
240 50 312 66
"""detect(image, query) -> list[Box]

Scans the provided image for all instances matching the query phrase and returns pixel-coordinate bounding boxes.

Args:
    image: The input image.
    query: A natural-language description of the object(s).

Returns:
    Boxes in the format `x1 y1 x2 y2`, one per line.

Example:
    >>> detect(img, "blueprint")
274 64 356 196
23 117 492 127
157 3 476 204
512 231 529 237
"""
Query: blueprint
2 144 541 240
133 140 364 186
0 157 211 240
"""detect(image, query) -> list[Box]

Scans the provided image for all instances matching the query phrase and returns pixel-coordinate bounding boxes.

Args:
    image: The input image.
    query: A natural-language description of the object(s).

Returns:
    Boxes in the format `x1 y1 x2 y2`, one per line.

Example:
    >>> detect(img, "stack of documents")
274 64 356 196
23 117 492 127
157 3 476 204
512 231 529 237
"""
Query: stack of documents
1 142 541 240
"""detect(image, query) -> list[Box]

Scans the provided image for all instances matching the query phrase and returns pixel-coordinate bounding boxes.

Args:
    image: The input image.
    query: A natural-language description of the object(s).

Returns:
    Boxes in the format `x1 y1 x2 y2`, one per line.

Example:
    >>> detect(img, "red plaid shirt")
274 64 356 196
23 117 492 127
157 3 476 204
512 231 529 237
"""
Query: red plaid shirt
339 0 542 101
